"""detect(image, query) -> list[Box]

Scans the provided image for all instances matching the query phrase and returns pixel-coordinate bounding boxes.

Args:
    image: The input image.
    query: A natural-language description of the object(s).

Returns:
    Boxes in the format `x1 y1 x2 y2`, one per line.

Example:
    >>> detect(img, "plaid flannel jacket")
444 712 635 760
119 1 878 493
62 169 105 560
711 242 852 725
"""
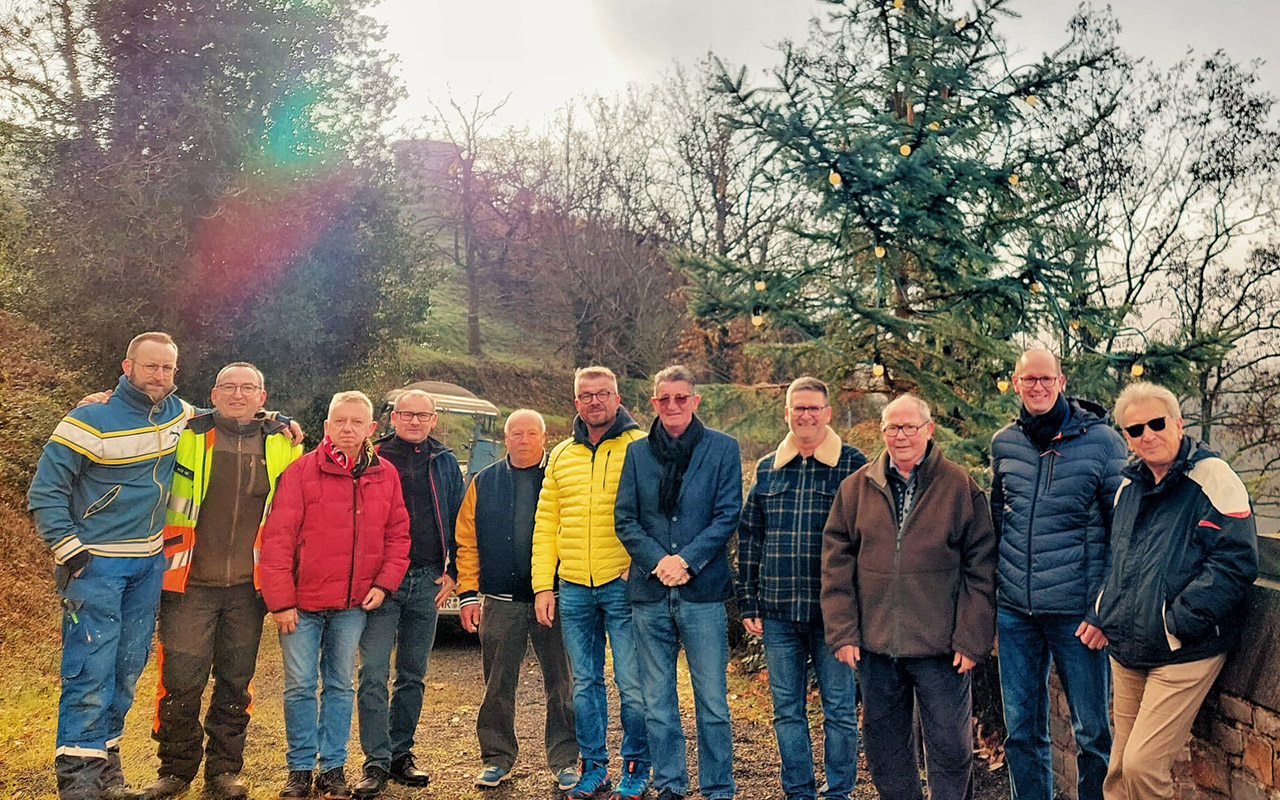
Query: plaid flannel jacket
735 428 867 623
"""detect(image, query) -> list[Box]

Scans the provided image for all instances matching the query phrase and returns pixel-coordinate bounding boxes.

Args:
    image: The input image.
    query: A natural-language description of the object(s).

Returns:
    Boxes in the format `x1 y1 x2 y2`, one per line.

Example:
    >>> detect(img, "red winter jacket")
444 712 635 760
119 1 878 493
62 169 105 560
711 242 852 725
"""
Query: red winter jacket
259 448 411 613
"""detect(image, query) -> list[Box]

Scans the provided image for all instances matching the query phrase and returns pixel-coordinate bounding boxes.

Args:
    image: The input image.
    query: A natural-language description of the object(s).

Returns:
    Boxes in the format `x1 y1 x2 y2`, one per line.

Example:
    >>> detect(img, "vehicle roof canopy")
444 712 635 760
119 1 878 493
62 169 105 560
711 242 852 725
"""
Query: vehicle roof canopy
385 380 500 417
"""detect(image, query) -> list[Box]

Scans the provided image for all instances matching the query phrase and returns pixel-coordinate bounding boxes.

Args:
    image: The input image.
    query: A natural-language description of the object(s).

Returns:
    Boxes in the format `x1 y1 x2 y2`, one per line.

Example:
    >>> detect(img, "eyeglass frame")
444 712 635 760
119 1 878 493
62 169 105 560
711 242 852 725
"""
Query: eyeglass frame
132 362 178 376
576 389 617 404
788 404 829 417
213 383 262 395
652 393 696 407
393 410 438 422
881 423 927 437
1015 375 1062 387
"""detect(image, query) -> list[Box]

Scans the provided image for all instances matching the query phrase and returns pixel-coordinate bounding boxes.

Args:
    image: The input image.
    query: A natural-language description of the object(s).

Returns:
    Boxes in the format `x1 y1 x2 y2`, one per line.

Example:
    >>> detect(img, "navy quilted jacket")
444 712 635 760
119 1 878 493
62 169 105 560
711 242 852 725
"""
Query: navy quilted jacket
990 398 1127 617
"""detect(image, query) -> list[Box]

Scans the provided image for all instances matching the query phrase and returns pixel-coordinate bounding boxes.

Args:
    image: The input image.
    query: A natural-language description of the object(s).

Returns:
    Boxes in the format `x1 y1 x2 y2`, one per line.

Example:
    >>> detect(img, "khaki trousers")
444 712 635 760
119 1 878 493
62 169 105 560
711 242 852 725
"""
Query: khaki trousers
1103 654 1226 800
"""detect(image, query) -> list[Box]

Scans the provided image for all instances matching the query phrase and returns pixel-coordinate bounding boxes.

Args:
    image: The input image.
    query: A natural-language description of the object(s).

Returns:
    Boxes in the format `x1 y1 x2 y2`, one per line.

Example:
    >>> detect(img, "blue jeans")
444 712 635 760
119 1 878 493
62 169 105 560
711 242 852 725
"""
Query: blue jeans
762 618 859 800
357 564 442 768
631 592 734 799
998 607 1111 800
280 607 366 771
557 579 649 767
56 554 164 758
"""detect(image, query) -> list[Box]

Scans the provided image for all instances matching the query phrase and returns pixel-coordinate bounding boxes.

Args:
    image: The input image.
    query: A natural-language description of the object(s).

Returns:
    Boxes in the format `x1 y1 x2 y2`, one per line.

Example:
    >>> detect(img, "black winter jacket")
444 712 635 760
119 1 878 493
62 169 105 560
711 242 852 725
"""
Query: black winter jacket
375 434 465 579
990 398 1127 617
1096 437 1257 669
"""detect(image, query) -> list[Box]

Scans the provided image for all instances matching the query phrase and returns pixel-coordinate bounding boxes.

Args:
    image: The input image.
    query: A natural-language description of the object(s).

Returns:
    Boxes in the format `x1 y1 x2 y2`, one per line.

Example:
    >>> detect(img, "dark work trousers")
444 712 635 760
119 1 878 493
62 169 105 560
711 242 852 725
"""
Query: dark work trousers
858 650 975 800
476 596 578 771
153 584 266 781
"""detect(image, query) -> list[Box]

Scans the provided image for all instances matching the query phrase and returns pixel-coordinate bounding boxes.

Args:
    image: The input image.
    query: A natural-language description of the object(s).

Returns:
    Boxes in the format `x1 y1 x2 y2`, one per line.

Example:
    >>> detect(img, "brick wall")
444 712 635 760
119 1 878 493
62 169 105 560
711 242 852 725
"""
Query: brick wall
1048 582 1280 800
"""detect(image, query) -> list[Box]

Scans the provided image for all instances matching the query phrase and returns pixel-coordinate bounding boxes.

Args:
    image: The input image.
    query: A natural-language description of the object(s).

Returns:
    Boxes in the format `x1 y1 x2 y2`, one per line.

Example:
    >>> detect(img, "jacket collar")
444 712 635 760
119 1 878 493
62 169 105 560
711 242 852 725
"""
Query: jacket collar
572 405 640 449
774 426 843 468
115 374 175 411
507 452 549 470
1123 435 1208 490
376 433 451 458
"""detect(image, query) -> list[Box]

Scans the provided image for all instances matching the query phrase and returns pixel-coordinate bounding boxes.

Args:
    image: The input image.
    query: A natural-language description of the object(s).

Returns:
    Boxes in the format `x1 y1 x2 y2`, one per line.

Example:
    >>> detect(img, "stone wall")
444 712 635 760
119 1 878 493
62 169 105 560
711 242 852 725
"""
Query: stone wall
1049 582 1280 800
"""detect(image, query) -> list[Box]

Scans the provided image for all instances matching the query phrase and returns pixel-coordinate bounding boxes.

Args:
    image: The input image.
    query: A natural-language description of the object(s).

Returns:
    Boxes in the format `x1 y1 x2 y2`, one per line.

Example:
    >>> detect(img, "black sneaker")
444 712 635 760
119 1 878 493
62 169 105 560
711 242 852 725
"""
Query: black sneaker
315 767 352 800
388 754 430 787
279 770 312 799
139 775 190 800
352 765 389 799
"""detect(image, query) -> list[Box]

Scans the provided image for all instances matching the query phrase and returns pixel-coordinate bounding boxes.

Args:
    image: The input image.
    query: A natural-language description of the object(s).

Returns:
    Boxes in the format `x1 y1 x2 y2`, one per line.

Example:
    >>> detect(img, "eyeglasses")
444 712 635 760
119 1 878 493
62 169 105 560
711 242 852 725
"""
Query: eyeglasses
882 423 924 437
214 383 261 395
789 405 828 417
134 362 177 376
653 394 694 407
1016 375 1060 387
1123 416 1167 438
394 411 438 422
576 390 616 404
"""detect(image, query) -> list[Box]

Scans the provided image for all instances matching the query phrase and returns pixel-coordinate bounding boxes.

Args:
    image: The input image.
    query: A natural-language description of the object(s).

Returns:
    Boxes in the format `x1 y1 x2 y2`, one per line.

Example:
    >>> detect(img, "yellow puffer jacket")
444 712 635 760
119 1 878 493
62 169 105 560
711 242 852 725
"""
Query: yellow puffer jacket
531 408 646 591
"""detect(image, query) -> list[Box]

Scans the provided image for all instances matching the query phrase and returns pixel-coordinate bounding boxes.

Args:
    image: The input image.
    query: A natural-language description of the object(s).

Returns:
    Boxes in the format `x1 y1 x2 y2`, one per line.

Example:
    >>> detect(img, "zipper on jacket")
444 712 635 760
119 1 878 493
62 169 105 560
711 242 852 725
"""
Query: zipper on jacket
1024 453 1044 612
588 450 597 587
348 477 358 607
149 404 167 541
227 434 244 586
427 451 449 576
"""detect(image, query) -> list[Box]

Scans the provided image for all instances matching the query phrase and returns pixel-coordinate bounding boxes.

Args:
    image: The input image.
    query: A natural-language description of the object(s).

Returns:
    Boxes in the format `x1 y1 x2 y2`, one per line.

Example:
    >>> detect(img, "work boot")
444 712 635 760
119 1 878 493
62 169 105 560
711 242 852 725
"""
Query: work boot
205 773 249 800
315 767 352 799
388 754 430 787
352 765 389 799
138 775 190 800
278 770 312 799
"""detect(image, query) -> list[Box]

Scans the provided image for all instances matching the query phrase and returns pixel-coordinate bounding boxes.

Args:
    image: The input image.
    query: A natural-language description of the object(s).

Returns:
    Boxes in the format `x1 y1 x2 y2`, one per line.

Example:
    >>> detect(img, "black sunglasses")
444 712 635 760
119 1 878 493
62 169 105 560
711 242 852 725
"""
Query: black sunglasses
1123 416 1167 438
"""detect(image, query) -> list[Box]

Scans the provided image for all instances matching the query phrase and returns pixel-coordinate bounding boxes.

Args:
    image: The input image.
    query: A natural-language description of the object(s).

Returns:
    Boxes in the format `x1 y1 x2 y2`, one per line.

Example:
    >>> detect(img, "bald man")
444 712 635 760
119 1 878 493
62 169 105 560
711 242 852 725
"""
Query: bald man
990 349 1127 800
455 409 578 791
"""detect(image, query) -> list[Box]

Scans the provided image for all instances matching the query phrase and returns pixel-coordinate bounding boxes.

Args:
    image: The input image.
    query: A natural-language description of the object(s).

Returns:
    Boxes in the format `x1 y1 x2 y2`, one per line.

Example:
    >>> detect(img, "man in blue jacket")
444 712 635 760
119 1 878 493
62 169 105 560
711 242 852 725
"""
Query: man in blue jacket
615 365 743 800
29 332 190 800
989 349 1127 800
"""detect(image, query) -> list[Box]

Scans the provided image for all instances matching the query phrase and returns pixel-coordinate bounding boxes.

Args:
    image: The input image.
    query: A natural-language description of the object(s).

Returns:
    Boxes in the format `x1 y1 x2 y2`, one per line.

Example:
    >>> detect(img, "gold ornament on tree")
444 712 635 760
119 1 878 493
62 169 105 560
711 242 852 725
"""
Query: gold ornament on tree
872 362 885 377
899 143 912 156
1008 174 1020 185
828 170 842 187
997 379 1011 393
753 280 767 291
874 245 887 259
1130 363 1144 377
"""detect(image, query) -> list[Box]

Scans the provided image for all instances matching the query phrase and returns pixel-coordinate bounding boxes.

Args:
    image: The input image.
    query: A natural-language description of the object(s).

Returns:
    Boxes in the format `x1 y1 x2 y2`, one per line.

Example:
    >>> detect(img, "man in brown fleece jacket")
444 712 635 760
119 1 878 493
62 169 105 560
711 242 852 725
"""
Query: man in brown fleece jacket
821 394 996 800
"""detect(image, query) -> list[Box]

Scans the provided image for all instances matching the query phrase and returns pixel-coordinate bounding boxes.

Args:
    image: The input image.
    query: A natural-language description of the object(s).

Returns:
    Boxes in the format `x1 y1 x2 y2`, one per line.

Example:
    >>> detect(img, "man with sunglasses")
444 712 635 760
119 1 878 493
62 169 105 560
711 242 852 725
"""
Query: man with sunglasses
1096 382 1256 800
531 366 651 800
989 349 1127 800
139 362 303 800
352 389 464 797
615 365 743 800
735 376 865 800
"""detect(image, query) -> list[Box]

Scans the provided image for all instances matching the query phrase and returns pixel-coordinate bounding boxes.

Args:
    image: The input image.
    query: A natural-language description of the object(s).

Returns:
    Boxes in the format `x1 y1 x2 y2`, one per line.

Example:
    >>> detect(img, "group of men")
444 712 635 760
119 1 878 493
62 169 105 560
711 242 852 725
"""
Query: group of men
29 333 1258 800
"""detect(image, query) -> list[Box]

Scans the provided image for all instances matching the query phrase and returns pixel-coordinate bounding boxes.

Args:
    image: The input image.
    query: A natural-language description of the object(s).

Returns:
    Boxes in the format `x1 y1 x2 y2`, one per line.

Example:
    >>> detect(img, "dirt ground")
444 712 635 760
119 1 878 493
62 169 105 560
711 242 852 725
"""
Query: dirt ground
1 617 1010 800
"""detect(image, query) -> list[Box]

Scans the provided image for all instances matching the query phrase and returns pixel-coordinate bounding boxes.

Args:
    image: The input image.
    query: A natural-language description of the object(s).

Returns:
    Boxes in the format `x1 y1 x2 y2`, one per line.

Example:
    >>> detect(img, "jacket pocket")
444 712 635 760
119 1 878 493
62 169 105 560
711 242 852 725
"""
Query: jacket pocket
83 485 122 518
1162 599 1183 652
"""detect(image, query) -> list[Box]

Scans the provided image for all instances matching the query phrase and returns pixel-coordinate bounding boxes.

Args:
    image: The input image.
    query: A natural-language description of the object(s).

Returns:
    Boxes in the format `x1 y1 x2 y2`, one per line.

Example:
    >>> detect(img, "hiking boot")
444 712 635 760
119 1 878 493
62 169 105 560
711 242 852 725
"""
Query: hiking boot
352 765 389 799
388 754 430 787
278 770 312 799
102 787 145 800
314 767 351 799
139 775 190 800
612 761 650 800
206 773 249 800
568 761 611 799
475 764 511 787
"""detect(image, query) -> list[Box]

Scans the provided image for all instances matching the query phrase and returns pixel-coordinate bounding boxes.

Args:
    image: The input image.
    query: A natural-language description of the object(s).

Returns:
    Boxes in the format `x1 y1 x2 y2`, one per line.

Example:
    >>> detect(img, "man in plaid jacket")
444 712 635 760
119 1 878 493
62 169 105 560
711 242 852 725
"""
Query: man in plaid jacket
735 376 866 800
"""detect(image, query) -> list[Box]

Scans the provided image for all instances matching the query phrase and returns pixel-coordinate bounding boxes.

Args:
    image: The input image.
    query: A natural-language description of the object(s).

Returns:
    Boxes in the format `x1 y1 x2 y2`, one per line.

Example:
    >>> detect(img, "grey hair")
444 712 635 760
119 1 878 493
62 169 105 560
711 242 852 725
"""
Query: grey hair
504 408 547 434
215 361 265 391
1114 381 1181 426
328 390 374 419
786 376 829 404
652 364 697 395
881 394 932 425
393 389 437 412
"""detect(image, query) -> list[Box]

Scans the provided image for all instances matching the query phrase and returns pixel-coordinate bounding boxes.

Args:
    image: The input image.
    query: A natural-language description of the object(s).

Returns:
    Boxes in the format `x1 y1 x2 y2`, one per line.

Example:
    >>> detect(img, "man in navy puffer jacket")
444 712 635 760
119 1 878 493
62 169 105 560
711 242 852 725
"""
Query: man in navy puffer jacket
989 349 1127 800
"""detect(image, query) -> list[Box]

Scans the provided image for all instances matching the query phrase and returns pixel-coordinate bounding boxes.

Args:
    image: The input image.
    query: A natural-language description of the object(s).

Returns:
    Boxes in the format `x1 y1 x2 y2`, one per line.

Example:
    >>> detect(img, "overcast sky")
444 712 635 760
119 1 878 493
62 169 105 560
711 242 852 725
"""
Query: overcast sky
371 0 1280 131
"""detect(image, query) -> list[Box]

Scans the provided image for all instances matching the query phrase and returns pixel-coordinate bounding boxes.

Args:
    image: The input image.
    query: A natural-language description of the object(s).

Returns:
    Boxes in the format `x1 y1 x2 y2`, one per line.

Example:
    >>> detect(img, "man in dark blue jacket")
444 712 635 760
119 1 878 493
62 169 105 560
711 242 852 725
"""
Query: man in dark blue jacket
989 349 1127 800
615 365 743 800
354 389 464 797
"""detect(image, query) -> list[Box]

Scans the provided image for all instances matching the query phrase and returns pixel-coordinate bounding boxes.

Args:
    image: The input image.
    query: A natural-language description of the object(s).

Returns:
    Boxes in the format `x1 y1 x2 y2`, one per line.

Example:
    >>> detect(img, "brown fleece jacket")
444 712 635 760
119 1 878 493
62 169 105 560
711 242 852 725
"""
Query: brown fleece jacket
820 446 997 662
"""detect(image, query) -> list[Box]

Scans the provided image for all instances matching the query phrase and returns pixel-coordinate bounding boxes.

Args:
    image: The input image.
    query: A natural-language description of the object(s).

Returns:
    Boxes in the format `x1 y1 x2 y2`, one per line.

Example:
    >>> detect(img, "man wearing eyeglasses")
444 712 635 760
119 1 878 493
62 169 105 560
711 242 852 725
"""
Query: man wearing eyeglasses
822 394 996 800
352 389 464 797
531 366 651 800
29 332 192 800
989 349 1127 800
141 362 303 800
614 365 743 800
735 376 865 800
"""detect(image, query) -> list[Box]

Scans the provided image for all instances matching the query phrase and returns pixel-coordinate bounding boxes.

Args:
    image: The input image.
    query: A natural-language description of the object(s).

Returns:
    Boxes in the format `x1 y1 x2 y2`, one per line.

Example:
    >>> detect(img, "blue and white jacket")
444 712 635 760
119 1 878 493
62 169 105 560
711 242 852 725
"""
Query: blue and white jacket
28 375 192 564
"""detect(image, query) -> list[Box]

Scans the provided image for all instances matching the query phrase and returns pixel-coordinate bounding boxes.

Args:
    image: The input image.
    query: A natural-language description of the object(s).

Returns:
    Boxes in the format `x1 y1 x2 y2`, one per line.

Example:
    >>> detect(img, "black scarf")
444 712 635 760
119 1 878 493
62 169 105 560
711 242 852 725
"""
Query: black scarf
1018 394 1070 452
647 414 706 515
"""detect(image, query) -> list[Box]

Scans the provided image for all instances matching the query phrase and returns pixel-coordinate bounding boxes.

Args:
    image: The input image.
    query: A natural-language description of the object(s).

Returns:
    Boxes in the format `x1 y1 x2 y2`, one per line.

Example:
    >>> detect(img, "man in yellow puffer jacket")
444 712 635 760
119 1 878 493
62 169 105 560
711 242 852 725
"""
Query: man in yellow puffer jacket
531 366 651 800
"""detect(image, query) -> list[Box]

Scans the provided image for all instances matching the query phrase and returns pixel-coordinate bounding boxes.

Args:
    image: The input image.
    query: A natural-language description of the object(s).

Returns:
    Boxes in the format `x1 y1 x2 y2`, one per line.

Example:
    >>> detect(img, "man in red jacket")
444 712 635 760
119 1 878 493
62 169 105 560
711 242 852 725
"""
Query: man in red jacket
260 391 411 800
